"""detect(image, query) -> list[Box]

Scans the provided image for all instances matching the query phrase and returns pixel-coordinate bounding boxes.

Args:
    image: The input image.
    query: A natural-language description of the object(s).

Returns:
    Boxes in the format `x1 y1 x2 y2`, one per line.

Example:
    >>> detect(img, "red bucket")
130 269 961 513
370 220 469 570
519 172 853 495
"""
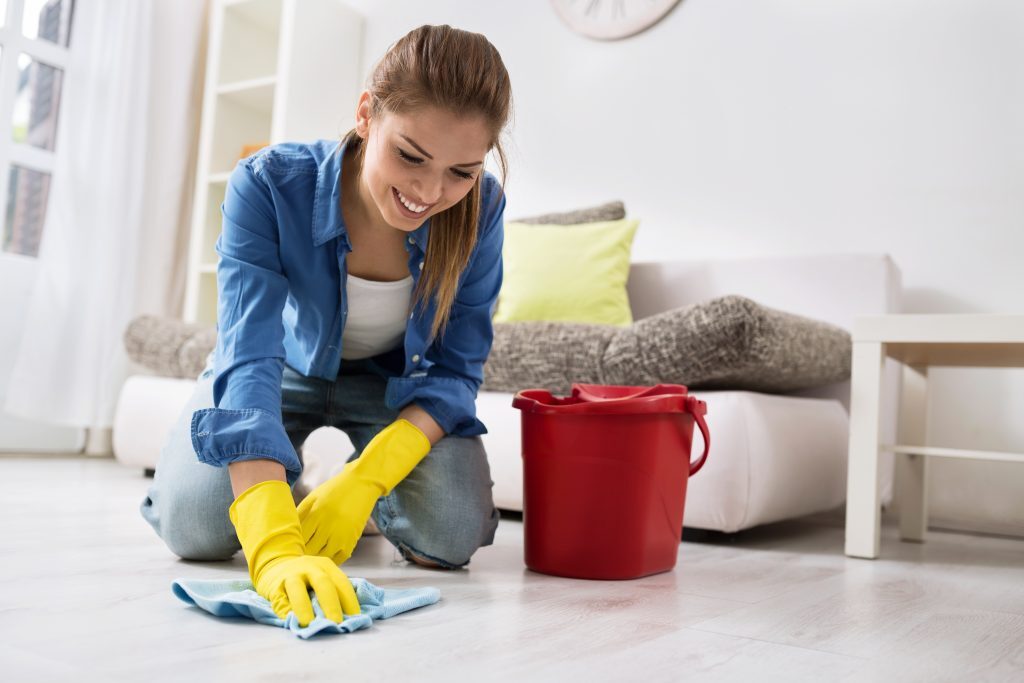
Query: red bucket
512 383 710 580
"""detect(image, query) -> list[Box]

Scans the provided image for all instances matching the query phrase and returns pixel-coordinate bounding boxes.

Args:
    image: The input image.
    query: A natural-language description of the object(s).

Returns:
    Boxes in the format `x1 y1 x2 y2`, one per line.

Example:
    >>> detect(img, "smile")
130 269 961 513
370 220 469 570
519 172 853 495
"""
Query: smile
392 187 432 215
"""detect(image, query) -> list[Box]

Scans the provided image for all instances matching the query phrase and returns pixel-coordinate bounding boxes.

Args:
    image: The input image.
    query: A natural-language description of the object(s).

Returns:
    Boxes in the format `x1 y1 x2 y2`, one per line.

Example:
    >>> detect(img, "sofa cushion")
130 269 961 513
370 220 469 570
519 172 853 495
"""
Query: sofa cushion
482 295 852 395
125 295 851 395
510 200 625 225
124 315 214 379
493 218 639 327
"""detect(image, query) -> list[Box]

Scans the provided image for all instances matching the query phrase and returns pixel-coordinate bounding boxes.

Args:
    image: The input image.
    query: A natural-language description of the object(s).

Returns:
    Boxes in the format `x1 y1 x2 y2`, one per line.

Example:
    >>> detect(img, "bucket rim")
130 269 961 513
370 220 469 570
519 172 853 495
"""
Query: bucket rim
512 383 704 416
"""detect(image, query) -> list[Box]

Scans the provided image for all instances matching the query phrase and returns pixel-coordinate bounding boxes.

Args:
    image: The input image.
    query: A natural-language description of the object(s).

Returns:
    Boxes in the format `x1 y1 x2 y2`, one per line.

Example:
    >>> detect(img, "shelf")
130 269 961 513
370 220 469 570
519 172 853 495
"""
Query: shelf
208 93 273 175
218 0 282 85
186 0 363 324
882 444 1024 464
201 183 226 262
217 76 276 111
196 274 219 325
223 0 280 31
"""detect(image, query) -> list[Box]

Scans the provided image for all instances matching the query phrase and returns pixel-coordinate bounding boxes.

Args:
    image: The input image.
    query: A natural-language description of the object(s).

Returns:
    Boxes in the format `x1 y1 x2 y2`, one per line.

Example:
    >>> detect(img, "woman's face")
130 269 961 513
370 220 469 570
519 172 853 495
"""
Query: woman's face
356 95 492 232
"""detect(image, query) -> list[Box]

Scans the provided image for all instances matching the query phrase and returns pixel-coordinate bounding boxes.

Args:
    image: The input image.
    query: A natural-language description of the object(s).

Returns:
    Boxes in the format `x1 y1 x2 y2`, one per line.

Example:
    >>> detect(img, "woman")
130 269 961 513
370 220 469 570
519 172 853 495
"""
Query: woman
140 24 512 628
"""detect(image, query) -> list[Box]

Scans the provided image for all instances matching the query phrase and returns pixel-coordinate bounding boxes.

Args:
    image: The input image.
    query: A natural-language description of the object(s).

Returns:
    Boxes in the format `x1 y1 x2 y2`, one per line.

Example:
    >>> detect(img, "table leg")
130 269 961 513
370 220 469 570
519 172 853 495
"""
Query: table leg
845 341 885 559
896 364 929 542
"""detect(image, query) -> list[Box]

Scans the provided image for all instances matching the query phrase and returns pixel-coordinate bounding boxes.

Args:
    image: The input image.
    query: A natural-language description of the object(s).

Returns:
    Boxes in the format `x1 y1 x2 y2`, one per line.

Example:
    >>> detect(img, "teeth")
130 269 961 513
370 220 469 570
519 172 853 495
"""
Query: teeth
397 190 427 213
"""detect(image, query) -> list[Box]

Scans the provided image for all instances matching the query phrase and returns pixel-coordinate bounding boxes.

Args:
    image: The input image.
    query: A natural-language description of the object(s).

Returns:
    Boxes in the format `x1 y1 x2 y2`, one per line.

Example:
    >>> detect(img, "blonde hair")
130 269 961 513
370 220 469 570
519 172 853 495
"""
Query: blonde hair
343 24 512 343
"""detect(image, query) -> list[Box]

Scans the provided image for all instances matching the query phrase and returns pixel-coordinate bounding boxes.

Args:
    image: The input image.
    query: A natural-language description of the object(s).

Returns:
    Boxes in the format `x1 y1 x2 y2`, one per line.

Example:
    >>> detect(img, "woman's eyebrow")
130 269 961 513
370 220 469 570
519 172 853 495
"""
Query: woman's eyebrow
400 134 483 167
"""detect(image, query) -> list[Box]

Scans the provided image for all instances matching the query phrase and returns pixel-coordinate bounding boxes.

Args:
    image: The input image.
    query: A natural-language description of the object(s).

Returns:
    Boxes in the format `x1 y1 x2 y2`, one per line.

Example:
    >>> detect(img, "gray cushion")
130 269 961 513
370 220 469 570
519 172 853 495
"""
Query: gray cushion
124 315 215 379
123 295 852 396
510 200 625 225
481 295 852 395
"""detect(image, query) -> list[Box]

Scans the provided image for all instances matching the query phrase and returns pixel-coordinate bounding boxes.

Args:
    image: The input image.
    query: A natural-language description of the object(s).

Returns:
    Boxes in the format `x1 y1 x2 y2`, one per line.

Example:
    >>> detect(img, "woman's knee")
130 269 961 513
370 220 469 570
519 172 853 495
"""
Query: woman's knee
140 474 239 561
385 435 499 567
384 499 500 569
165 529 238 561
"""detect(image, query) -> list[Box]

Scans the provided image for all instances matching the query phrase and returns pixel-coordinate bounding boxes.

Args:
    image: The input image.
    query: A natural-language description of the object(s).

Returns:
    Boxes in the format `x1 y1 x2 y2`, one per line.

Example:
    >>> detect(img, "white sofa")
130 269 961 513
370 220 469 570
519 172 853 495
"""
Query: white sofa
113 252 902 533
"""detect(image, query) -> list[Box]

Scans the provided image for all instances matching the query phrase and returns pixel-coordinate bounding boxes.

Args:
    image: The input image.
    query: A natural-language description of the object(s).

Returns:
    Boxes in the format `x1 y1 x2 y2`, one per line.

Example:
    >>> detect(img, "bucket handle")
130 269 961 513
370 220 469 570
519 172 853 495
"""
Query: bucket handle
687 396 711 476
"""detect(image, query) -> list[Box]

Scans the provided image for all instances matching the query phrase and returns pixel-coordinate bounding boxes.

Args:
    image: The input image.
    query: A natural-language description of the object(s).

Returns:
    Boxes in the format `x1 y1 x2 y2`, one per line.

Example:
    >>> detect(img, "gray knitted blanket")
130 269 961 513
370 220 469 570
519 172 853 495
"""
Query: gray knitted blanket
124 294 850 394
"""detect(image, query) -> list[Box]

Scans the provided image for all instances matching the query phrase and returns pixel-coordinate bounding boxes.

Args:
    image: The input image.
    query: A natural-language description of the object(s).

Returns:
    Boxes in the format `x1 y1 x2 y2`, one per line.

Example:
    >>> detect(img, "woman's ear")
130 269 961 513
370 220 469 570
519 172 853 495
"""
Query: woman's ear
354 90 372 139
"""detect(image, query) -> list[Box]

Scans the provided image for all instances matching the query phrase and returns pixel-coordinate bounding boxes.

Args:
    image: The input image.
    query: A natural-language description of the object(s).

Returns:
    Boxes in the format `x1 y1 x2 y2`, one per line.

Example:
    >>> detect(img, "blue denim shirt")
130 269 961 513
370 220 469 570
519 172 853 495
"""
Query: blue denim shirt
190 139 505 483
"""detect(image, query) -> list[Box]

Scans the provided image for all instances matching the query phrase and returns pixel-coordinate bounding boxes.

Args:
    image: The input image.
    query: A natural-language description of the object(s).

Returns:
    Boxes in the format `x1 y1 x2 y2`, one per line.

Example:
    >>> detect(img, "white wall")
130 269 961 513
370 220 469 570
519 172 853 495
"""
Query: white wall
345 0 1024 535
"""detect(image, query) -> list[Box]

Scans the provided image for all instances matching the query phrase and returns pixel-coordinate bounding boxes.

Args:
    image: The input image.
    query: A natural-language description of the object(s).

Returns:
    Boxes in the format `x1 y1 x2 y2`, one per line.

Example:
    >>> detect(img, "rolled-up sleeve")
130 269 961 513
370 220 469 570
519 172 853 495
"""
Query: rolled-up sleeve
190 158 301 482
385 182 506 436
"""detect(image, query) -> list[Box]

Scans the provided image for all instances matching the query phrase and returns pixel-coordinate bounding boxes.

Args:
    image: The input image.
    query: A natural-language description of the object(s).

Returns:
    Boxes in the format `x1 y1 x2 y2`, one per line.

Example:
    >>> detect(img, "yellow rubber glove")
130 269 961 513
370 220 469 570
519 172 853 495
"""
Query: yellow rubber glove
229 479 361 627
298 419 431 565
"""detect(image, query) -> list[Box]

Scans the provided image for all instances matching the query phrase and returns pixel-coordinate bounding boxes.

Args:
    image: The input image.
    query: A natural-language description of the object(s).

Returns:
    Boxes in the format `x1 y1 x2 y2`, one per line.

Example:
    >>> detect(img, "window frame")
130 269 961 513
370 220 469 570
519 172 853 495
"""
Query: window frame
0 0 72 258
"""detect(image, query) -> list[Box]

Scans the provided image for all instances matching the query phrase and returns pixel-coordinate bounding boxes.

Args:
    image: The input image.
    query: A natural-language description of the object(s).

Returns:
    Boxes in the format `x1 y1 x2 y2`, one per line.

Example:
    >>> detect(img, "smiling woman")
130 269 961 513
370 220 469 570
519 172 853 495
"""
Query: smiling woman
139 24 514 628
341 104 495 285
342 25 512 342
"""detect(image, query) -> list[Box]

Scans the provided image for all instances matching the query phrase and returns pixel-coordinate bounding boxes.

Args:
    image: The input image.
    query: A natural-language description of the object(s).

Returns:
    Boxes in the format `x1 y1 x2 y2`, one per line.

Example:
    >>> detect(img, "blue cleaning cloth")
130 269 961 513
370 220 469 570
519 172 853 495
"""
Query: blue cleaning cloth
172 577 441 639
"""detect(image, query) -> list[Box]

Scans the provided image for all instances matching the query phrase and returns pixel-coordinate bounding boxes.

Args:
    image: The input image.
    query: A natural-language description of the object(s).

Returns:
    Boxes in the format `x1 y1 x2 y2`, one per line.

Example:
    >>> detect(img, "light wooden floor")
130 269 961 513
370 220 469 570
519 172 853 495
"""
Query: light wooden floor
2 456 1023 682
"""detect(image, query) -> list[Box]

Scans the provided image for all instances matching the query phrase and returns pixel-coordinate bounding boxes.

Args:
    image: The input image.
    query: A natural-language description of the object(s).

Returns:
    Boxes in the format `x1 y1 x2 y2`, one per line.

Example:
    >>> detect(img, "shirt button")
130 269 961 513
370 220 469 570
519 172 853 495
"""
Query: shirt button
411 354 421 363
408 236 415 244
419 261 424 270
409 312 414 319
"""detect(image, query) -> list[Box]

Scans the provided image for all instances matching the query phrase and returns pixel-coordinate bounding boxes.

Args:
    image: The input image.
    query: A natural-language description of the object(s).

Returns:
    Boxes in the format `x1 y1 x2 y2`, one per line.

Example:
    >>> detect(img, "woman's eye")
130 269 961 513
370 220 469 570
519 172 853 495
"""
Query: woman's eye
397 148 423 164
398 146 473 180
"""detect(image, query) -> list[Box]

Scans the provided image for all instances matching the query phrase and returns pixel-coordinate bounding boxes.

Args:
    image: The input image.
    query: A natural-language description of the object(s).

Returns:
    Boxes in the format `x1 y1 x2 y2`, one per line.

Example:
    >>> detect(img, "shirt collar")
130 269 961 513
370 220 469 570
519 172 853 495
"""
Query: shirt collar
312 139 430 252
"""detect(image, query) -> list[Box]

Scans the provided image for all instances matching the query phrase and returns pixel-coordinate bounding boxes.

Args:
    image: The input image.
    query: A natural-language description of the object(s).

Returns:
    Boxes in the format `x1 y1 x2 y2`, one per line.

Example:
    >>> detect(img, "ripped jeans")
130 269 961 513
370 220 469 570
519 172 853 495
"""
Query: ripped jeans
139 349 500 569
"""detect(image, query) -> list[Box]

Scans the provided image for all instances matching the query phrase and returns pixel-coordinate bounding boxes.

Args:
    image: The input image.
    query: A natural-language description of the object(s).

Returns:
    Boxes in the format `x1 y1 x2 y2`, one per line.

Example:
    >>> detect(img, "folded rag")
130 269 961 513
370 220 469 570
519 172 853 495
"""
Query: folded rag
172 577 441 639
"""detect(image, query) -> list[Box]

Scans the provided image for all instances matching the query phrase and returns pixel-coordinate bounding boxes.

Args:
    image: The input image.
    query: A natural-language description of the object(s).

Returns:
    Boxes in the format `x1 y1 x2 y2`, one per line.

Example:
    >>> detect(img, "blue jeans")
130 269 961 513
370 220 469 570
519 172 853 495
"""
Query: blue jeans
139 349 500 569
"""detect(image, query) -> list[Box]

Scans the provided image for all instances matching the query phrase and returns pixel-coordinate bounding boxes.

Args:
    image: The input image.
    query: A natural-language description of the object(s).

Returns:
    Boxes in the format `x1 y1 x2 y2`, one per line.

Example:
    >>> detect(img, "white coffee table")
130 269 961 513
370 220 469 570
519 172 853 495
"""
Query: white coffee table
845 314 1024 559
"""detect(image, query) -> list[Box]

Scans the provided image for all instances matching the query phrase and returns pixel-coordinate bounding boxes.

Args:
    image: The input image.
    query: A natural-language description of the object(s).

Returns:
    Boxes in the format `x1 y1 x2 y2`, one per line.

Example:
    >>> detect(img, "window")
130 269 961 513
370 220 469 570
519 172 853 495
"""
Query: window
0 0 73 258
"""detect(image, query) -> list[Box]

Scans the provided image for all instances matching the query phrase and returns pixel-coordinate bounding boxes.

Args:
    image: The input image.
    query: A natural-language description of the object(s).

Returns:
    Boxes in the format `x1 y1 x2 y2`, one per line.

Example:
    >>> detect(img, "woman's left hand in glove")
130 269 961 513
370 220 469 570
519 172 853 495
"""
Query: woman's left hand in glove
297 419 431 565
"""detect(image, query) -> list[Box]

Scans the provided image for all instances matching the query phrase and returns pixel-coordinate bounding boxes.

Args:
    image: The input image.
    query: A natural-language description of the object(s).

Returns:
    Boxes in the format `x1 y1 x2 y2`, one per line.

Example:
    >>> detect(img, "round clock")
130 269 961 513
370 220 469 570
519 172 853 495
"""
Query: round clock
551 0 682 40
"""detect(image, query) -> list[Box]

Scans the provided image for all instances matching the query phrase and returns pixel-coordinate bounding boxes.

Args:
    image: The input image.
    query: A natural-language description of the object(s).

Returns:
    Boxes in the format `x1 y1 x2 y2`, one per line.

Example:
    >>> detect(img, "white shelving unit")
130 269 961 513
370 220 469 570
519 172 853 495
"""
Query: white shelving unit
183 0 364 324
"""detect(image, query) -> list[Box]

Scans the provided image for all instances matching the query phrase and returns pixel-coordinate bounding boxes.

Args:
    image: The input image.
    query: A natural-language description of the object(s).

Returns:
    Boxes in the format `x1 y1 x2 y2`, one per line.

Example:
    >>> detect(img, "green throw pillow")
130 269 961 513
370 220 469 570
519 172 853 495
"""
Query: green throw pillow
493 219 639 327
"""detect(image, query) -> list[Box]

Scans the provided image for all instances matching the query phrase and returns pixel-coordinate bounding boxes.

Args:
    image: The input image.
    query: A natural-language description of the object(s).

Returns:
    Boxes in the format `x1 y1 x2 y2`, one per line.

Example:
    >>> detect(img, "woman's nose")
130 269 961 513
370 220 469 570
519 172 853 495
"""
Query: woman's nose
414 177 443 205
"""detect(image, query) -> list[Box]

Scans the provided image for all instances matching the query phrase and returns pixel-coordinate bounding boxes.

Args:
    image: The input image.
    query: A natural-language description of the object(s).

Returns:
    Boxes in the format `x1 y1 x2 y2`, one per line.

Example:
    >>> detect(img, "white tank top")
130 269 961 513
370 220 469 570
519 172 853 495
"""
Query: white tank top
340 273 415 360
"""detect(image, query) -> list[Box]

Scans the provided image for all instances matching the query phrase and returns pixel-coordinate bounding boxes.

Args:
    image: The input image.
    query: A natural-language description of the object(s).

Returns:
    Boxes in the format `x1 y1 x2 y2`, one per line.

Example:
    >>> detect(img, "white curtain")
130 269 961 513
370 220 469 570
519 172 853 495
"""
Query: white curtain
4 0 208 432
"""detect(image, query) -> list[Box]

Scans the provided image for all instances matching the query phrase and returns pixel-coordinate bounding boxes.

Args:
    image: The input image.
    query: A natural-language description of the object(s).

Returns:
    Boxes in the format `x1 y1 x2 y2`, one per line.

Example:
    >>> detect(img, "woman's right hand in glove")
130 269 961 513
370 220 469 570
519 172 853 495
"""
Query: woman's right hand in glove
229 479 361 627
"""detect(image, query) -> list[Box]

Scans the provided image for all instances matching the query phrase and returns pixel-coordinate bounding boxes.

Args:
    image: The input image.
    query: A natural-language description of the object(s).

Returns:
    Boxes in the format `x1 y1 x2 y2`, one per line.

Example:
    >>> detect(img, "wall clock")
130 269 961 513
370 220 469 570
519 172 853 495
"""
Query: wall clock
551 0 682 40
